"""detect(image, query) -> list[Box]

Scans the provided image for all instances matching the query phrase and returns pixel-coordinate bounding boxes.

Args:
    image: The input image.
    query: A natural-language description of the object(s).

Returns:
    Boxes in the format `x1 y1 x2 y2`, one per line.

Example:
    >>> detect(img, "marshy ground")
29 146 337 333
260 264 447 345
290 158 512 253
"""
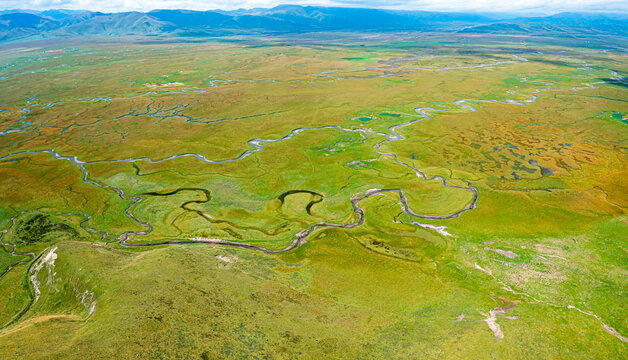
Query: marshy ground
0 33 626 358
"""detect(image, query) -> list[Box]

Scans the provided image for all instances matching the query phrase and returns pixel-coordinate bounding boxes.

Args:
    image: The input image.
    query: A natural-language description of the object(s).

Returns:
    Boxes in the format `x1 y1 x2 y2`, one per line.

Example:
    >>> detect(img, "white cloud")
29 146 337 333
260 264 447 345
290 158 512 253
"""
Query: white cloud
0 0 626 13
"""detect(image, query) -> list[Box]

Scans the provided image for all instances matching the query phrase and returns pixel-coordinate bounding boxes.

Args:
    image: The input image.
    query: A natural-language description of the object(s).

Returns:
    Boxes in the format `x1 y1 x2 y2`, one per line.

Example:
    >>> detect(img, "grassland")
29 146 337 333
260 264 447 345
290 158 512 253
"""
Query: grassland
0 33 626 359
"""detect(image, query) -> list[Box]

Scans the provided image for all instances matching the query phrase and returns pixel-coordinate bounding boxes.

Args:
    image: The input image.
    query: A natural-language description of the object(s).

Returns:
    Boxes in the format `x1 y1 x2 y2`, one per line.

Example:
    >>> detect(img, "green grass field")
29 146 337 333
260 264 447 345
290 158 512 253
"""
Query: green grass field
0 33 626 358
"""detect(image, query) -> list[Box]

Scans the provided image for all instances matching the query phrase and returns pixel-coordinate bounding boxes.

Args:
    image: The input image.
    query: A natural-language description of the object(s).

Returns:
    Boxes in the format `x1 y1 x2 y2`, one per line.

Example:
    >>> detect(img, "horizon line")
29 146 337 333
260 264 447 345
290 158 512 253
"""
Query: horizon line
2 5 628 17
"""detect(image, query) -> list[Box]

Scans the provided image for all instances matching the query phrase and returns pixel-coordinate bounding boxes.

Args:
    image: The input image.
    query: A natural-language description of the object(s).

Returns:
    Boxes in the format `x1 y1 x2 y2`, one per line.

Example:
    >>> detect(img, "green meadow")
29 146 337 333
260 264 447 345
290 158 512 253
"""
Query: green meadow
0 34 626 358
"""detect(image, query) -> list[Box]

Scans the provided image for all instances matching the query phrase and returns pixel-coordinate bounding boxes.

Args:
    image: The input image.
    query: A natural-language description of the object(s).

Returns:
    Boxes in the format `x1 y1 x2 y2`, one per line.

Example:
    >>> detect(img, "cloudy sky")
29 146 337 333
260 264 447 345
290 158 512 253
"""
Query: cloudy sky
1 0 626 14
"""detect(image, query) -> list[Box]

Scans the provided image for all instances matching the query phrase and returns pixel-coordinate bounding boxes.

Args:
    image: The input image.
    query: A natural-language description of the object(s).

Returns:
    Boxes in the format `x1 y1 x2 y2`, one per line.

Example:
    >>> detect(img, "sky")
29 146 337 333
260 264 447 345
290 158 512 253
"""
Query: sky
0 0 626 14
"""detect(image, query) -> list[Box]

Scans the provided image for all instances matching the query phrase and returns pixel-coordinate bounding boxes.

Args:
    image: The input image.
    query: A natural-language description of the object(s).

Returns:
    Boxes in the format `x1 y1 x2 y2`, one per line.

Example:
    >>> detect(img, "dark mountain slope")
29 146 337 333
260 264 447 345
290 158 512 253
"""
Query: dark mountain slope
54 12 165 36
0 13 51 29
460 12 628 36
0 13 56 41
0 6 626 42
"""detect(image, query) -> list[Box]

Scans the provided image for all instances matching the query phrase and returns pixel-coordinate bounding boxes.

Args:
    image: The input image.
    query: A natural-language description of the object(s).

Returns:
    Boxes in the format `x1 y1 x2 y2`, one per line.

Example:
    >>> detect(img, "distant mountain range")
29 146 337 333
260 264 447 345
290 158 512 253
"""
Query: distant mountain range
1 5 627 42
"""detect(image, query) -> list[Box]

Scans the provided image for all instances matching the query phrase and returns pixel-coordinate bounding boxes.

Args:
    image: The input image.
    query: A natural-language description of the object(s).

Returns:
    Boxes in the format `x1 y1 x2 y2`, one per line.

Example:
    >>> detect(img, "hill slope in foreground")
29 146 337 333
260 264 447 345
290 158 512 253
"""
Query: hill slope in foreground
0 33 626 358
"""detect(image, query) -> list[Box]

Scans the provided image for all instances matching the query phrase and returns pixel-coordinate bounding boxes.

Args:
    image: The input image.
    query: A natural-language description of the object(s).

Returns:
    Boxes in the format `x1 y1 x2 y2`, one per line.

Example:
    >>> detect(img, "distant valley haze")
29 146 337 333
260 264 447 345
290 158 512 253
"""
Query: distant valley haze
1 0 627 14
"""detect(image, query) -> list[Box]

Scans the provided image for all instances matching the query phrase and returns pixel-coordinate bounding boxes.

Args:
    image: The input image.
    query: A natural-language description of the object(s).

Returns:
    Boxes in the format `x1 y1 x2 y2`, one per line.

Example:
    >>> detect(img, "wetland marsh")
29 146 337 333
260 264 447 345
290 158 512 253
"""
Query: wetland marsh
0 33 626 359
